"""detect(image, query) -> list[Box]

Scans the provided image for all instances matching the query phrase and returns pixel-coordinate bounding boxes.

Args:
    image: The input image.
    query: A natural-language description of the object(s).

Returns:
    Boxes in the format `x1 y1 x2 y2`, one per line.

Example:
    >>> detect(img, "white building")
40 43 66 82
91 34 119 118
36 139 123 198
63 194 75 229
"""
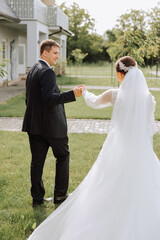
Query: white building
0 0 71 84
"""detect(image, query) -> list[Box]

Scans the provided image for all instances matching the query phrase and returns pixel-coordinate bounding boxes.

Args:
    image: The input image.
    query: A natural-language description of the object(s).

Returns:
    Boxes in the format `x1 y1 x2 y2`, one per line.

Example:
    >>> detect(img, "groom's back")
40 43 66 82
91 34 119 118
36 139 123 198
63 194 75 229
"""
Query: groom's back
22 61 48 134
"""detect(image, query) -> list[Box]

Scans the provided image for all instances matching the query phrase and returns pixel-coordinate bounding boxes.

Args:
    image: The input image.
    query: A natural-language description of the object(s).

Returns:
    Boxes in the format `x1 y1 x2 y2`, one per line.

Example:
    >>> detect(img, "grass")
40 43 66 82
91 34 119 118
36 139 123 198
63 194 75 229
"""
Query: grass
56 62 160 88
57 75 118 87
0 90 160 120
65 62 157 77
57 75 160 88
0 131 160 240
0 131 105 240
0 92 25 117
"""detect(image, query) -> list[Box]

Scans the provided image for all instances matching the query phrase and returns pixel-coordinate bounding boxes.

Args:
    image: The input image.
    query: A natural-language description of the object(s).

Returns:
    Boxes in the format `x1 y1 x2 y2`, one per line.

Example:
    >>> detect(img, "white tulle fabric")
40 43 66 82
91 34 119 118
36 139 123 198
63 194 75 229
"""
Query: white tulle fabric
28 67 160 240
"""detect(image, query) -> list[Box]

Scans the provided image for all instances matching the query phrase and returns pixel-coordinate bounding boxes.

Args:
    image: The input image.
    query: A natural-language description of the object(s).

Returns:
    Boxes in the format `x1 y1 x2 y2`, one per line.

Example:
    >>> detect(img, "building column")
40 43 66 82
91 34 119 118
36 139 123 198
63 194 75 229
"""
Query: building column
26 21 39 68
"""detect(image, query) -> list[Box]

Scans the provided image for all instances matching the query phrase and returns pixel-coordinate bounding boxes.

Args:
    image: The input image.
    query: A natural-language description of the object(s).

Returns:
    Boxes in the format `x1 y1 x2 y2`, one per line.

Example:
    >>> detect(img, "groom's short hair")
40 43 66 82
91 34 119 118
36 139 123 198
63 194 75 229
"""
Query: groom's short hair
40 39 60 55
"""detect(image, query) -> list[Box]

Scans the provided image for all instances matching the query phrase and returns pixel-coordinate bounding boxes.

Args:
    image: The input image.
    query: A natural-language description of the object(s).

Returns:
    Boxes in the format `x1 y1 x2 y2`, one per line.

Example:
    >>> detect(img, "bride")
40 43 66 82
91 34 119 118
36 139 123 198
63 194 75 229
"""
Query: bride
28 56 160 240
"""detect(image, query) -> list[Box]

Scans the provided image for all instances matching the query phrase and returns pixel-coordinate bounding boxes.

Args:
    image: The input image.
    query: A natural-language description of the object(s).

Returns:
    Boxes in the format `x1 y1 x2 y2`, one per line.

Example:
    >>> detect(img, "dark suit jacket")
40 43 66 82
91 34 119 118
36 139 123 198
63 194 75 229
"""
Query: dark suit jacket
22 60 76 138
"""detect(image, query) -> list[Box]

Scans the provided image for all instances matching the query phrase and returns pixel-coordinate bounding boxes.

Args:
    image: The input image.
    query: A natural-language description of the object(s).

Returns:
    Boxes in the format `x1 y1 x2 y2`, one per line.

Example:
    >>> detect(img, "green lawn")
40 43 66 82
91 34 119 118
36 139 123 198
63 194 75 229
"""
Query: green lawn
0 92 25 117
57 75 119 87
0 131 105 240
0 90 160 120
64 62 157 78
56 63 160 88
57 75 160 88
0 131 160 240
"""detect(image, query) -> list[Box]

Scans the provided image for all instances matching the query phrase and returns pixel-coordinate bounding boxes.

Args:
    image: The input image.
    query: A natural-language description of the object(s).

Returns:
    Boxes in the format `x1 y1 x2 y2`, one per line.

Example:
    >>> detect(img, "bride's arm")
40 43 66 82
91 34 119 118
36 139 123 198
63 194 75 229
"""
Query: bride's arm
82 89 115 109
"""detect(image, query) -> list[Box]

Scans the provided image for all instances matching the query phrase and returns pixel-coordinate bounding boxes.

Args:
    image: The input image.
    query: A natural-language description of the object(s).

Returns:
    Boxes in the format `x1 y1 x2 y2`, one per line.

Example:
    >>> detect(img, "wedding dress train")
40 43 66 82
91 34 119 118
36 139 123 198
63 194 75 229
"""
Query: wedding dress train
28 67 160 240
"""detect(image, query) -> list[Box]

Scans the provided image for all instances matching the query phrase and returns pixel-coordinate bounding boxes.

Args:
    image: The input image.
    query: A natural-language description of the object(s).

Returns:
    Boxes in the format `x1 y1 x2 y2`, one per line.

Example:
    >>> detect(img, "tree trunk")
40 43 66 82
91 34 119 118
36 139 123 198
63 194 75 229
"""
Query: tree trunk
156 58 158 78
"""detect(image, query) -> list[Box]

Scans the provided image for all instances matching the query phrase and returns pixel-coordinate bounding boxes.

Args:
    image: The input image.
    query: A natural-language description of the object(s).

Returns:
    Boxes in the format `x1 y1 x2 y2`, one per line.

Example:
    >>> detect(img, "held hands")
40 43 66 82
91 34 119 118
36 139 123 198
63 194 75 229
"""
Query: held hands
73 85 87 97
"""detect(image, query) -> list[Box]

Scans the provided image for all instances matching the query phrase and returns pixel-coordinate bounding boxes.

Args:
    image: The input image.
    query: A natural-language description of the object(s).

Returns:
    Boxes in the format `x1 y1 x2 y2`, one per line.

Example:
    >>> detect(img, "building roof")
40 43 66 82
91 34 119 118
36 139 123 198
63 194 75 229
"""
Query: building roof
0 0 20 23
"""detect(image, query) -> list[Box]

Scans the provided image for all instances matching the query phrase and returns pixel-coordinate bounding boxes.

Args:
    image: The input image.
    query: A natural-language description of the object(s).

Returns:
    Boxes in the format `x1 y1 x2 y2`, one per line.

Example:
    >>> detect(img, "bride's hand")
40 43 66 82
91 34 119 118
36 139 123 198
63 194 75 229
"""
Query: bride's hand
80 85 87 92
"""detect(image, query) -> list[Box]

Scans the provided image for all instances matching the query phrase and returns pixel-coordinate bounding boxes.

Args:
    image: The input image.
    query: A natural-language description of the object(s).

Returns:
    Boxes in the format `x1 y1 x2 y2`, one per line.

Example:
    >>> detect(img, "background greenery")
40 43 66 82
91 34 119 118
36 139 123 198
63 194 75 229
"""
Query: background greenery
60 2 160 70
1 131 160 240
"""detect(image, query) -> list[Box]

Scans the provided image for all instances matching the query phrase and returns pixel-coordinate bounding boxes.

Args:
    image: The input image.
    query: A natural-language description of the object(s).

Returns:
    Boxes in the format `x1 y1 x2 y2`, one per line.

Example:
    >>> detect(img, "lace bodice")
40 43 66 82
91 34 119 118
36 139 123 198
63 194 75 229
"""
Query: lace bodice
82 89 118 109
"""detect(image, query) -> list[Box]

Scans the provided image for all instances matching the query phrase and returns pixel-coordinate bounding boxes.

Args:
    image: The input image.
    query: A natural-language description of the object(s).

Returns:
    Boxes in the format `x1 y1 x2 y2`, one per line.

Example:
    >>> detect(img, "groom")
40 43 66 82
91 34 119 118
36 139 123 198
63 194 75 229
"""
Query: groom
22 39 82 206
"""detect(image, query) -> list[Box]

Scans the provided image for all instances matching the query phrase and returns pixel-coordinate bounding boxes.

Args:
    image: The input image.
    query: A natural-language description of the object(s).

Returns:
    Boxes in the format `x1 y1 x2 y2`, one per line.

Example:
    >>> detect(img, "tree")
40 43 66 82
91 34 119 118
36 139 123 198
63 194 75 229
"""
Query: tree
59 2 107 62
105 4 160 68
106 9 148 65
115 9 146 32
60 3 95 55
147 2 160 76
71 48 88 64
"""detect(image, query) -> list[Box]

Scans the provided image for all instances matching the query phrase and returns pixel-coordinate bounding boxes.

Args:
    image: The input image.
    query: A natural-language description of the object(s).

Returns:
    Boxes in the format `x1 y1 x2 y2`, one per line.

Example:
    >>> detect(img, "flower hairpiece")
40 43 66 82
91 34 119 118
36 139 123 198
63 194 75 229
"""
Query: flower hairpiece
119 61 134 72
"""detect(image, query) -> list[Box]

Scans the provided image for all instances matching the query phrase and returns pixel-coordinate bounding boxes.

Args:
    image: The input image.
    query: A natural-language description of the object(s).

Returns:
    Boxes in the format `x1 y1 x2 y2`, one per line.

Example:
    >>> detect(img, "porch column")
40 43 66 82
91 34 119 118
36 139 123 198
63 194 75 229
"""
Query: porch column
27 21 39 68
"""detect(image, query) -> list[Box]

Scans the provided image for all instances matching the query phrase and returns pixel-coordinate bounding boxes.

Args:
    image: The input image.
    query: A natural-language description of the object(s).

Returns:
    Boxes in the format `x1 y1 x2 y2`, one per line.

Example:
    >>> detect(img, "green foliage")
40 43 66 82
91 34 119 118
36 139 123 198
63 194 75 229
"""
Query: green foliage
59 2 107 62
147 2 160 38
53 59 66 76
123 29 147 65
146 3 160 74
145 30 159 59
60 2 159 65
0 46 8 78
105 3 160 66
71 49 88 64
115 9 146 32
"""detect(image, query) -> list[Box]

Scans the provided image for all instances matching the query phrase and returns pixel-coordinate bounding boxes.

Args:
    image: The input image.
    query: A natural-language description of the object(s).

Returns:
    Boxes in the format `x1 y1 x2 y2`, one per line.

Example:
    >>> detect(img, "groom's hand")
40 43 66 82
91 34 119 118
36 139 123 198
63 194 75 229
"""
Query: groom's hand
73 85 85 97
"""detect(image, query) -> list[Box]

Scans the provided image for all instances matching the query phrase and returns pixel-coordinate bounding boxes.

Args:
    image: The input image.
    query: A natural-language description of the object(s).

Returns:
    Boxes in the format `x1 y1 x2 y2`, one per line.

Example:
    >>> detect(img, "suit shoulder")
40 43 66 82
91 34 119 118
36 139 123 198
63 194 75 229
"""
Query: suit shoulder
41 67 56 77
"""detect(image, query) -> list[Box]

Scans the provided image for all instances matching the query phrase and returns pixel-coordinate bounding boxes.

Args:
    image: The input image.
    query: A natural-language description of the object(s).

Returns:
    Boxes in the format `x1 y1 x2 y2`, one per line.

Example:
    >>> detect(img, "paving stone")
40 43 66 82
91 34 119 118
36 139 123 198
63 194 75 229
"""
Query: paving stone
0 117 160 135
0 117 110 134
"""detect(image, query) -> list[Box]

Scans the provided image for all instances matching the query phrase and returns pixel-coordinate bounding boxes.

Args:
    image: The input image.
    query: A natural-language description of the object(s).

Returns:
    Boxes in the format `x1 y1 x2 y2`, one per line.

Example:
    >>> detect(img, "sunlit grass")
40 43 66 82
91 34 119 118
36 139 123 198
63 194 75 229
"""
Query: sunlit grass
56 63 160 87
0 131 160 239
0 90 160 120
0 131 105 240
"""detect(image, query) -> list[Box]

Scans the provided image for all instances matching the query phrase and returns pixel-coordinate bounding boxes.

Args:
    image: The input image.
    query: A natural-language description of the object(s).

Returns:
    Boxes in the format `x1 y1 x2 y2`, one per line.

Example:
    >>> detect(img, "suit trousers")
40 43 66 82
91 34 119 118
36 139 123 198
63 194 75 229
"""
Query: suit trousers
28 133 70 201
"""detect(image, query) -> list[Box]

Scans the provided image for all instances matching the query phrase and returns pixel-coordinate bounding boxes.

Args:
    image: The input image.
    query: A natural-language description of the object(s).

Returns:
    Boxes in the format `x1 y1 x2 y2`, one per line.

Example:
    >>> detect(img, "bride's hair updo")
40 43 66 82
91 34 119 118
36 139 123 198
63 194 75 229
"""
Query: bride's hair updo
115 56 136 75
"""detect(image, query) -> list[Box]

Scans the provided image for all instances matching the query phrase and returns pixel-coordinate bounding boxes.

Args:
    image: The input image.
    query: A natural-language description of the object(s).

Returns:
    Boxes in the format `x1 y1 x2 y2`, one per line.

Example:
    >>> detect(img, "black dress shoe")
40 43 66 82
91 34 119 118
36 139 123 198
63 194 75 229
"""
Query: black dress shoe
32 199 44 207
54 194 68 204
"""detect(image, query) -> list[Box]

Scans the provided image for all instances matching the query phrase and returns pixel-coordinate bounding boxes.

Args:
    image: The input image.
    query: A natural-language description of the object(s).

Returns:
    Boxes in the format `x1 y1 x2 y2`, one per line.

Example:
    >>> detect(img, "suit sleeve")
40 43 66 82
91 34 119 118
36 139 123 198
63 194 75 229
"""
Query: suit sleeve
40 69 76 106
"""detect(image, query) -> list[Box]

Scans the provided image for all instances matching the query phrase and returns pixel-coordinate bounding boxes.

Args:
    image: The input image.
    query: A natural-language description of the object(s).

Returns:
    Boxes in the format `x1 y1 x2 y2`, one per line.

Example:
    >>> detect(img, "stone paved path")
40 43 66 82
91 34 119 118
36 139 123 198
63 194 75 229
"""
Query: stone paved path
0 117 110 134
0 117 160 134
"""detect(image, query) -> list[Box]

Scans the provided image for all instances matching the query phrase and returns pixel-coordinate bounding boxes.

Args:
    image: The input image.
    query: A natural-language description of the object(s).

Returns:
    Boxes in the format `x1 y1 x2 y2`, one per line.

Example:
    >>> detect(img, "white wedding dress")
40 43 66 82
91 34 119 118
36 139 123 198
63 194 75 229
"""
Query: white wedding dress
28 67 160 240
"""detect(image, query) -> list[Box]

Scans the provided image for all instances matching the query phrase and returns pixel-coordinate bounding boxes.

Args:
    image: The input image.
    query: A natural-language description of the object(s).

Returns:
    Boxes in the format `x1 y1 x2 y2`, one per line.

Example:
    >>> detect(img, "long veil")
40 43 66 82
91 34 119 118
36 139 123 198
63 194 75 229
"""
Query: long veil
109 66 157 145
